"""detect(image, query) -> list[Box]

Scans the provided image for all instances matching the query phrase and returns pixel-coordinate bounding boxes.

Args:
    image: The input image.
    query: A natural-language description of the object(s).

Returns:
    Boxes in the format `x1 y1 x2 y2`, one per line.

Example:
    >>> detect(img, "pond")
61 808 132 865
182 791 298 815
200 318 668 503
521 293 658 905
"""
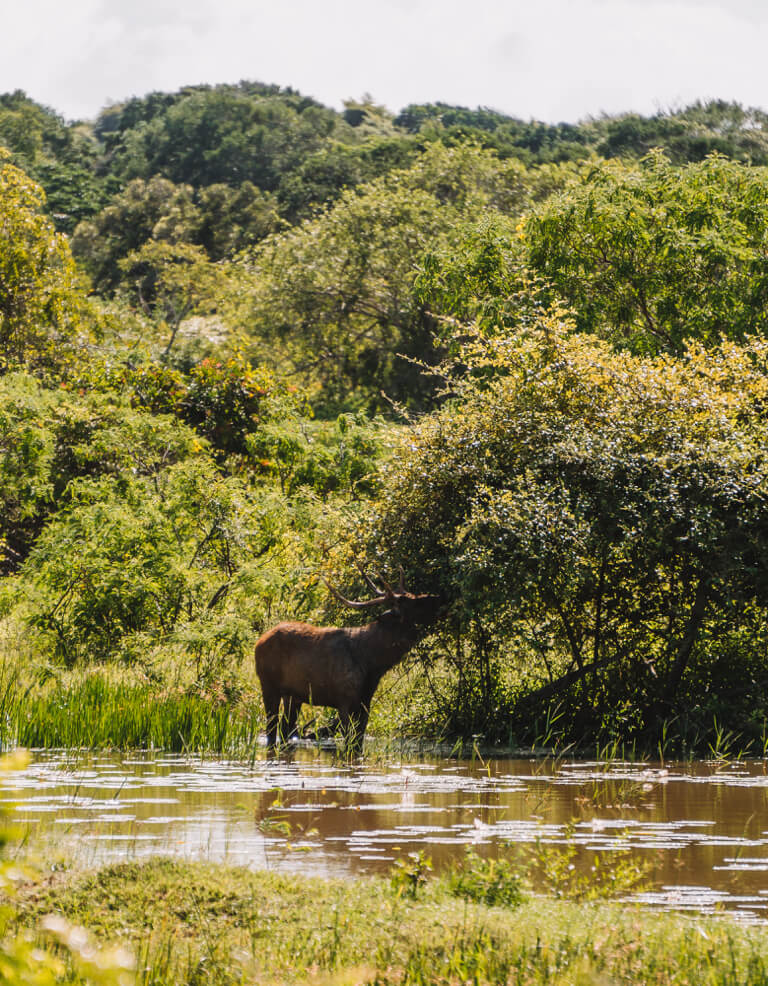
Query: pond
6 748 768 921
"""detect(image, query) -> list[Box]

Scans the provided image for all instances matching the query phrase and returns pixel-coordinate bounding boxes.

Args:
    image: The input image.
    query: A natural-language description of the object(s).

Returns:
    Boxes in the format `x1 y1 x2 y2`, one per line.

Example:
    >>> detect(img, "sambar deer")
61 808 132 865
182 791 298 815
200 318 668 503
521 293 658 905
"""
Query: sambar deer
254 569 442 754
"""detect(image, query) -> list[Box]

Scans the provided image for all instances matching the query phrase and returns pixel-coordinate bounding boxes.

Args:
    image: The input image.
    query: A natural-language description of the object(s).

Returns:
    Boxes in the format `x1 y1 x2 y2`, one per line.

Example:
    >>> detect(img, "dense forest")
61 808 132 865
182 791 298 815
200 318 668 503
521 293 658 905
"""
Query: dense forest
3 82 768 752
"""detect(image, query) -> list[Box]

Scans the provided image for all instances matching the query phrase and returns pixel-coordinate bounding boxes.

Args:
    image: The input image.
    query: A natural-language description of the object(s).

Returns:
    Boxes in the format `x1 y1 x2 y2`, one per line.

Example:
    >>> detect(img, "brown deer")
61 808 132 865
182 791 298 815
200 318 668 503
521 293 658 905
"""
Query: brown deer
254 569 443 754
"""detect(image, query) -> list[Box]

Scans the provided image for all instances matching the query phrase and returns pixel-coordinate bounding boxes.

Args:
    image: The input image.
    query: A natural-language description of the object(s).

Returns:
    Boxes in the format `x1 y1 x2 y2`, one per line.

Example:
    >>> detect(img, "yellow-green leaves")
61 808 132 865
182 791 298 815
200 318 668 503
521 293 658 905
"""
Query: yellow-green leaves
0 156 87 369
525 152 768 354
367 324 768 744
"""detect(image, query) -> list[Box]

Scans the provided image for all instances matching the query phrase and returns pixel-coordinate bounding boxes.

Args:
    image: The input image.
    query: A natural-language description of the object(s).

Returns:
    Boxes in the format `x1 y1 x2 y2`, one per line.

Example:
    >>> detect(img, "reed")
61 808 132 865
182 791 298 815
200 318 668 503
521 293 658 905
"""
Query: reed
4 674 264 755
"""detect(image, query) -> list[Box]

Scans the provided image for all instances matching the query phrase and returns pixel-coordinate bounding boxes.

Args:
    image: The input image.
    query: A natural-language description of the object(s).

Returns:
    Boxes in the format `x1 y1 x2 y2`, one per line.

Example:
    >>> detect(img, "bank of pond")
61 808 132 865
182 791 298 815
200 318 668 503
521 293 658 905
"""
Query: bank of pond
6 747 768 984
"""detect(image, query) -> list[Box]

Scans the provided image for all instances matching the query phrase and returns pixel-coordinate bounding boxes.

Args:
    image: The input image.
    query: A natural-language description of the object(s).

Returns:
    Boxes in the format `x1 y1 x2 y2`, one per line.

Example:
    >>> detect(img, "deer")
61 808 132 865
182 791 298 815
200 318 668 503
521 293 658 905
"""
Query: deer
254 568 443 754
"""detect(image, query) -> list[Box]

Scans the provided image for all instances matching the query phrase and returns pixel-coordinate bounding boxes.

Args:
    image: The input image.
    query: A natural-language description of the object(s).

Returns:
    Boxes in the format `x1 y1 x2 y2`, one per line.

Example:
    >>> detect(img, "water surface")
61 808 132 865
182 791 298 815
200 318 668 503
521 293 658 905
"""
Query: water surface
7 749 768 921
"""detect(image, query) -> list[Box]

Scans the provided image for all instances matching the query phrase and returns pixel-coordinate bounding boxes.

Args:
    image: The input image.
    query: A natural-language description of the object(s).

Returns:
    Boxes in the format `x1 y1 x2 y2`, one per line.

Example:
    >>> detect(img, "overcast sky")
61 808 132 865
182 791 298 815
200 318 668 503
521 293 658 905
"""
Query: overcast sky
3 0 767 123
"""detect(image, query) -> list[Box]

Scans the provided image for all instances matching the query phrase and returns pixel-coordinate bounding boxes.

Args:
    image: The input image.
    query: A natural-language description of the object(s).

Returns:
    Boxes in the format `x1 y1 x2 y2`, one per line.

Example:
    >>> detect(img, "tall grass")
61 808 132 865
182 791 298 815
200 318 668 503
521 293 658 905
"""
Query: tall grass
2 673 264 755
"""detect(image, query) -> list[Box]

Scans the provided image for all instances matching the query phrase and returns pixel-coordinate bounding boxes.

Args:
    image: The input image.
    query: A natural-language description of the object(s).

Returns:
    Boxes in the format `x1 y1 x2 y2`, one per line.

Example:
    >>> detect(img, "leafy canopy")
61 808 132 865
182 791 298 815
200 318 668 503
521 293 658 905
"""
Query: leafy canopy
525 152 768 353
233 143 532 410
0 153 87 368
367 322 768 740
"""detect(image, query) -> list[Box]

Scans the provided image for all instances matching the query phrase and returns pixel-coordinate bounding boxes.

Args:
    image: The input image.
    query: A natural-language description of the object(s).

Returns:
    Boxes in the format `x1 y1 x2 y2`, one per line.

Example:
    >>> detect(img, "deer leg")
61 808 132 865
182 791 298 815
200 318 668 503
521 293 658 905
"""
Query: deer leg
262 687 281 752
339 704 369 757
283 698 301 740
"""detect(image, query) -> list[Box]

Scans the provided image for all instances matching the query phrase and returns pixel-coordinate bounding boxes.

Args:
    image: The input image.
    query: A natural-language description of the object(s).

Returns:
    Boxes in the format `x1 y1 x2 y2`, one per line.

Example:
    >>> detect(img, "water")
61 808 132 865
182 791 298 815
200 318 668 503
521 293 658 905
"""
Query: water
6 749 768 921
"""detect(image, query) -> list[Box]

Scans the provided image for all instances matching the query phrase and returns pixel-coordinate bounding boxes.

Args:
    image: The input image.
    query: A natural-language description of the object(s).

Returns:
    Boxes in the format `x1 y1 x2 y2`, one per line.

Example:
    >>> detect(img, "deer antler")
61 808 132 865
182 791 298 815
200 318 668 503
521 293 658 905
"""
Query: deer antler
355 561 388 597
322 576 389 609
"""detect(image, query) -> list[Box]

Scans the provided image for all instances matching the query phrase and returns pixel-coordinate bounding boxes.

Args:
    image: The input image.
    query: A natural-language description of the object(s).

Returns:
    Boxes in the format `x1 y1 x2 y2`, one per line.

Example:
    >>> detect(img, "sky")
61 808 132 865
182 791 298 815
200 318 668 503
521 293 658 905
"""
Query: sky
3 0 768 124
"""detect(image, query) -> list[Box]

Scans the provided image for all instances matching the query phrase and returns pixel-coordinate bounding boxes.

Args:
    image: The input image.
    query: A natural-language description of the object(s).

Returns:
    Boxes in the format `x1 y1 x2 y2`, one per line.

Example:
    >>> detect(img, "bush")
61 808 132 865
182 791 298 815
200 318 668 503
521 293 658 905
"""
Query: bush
366 322 768 746
0 373 199 574
21 459 277 666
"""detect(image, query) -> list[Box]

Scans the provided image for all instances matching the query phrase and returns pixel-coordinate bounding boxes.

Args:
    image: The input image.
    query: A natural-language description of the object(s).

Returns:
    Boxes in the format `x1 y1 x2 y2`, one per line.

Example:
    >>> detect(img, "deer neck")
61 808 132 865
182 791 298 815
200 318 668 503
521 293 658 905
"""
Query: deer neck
355 617 426 676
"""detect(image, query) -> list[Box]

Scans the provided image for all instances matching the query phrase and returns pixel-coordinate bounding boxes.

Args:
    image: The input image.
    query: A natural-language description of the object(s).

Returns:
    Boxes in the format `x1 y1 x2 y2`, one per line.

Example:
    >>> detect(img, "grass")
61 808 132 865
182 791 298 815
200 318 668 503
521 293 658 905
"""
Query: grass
14 857 768 985
1 671 265 755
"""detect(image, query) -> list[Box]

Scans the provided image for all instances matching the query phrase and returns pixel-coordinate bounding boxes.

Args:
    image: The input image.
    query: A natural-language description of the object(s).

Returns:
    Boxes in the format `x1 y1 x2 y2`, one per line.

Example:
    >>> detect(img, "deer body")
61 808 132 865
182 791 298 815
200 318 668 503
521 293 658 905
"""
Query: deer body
255 587 441 753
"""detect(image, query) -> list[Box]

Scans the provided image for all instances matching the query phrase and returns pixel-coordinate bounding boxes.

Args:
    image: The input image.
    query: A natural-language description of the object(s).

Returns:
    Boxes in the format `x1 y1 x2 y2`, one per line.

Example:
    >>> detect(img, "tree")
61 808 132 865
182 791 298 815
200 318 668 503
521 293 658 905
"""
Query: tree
232 143 531 411
0 91 110 233
0 371 201 573
22 459 276 667
100 84 341 190
196 181 278 259
71 176 201 293
118 241 229 359
0 154 86 368
366 322 768 744
524 152 768 353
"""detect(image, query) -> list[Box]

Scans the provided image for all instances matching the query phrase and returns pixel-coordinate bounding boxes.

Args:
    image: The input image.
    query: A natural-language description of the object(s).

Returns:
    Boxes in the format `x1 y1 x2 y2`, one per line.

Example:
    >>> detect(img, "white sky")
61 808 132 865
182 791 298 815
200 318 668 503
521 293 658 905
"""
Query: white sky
3 0 767 123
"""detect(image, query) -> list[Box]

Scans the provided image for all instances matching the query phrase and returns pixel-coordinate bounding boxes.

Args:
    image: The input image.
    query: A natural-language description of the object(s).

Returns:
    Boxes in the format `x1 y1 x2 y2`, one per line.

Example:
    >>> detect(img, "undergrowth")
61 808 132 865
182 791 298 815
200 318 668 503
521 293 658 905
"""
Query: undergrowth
15 857 768 986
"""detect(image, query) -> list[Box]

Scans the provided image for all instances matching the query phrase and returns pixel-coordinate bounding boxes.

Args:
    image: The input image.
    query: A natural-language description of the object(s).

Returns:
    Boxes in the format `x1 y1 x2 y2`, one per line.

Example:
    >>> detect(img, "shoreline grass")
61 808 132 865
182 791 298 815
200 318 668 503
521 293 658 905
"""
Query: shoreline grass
5 673 265 755
15 857 768 985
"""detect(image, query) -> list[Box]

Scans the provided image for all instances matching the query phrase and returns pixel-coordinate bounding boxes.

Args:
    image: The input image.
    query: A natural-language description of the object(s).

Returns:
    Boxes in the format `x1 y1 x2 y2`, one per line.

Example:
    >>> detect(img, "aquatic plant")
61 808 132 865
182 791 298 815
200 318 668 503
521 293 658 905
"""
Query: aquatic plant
446 848 525 908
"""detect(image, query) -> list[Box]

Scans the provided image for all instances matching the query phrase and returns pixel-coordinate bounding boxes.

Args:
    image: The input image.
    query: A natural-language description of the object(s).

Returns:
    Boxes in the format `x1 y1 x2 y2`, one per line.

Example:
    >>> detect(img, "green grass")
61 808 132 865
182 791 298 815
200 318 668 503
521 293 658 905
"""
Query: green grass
16 857 768 985
6 674 265 755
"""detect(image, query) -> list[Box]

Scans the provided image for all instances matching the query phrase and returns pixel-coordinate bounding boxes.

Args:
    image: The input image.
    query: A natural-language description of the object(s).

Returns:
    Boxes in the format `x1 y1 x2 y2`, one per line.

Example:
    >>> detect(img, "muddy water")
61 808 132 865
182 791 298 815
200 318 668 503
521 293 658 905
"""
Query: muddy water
6 750 768 920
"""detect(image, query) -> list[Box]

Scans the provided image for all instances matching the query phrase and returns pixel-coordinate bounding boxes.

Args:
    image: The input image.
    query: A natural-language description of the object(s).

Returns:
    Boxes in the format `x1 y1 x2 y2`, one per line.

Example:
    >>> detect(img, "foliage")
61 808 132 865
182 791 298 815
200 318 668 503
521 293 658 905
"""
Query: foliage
94 353 300 458
0 373 202 574
525 152 768 353
21 458 281 666
595 99 768 165
247 411 384 498
154 354 281 456
10 77 768 754
0 154 88 368
117 240 229 358
529 825 650 901
71 177 202 294
394 102 596 164
446 848 525 907
391 851 433 899
195 180 278 259
232 143 530 410
414 213 548 335
366 323 768 743
0 90 110 234
276 137 416 222
72 176 278 294
395 97 768 166
98 82 342 191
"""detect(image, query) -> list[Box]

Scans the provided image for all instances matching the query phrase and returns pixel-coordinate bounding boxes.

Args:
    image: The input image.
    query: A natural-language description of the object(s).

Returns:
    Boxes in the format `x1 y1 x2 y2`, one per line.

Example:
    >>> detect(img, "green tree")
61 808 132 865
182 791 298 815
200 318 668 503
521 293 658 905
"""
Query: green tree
123 353 295 457
0 372 200 573
118 241 229 359
524 152 768 353
71 176 201 293
196 181 278 259
366 322 768 743
233 143 530 410
22 456 305 670
100 84 340 190
0 154 87 368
